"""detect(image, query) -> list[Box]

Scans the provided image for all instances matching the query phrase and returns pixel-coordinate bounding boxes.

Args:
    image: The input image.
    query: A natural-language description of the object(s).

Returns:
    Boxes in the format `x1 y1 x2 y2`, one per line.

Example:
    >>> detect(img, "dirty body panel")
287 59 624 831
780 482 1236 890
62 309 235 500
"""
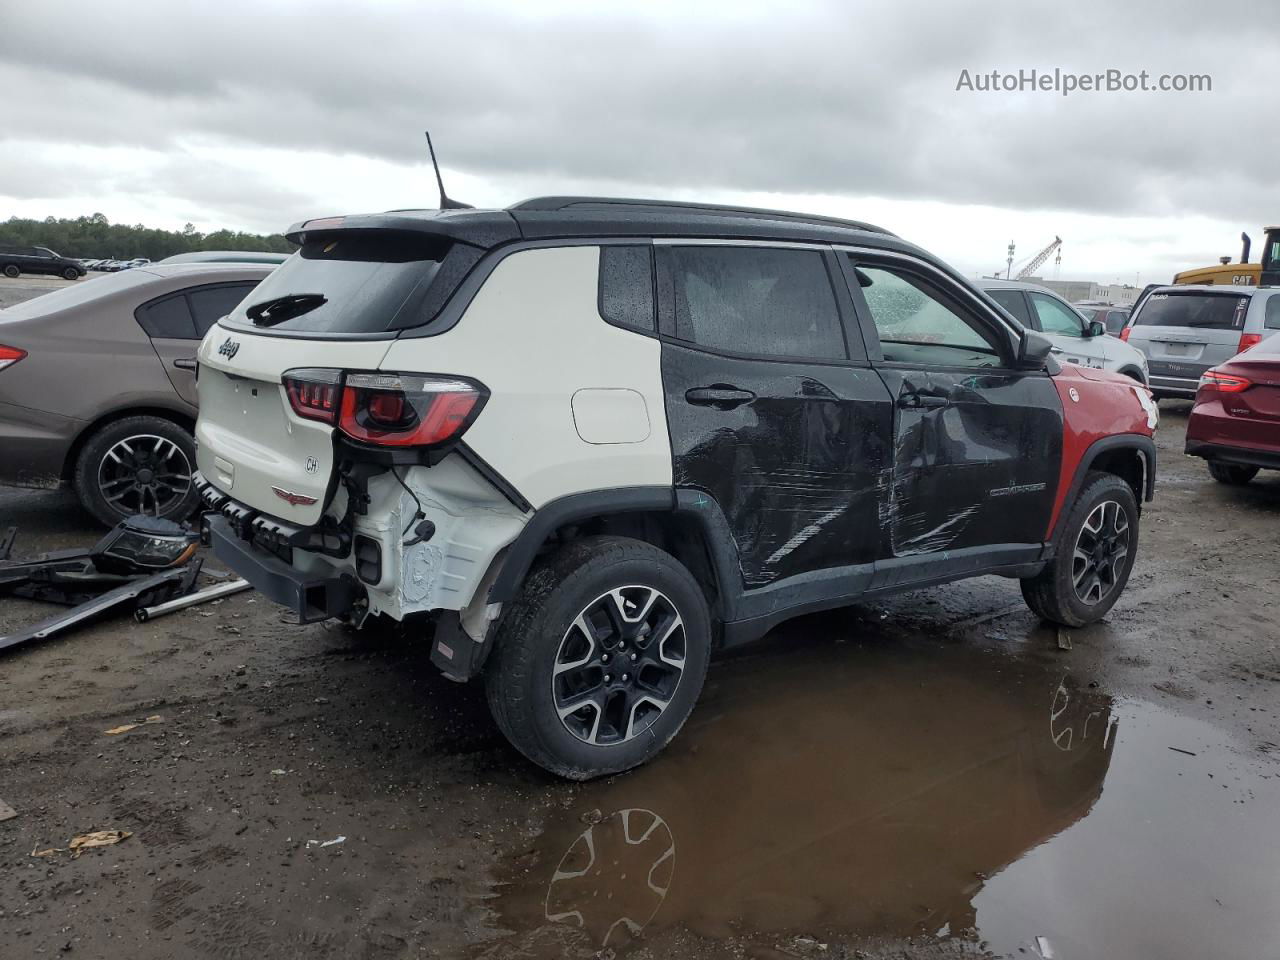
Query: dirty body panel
664 343 893 586
876 368 1061 557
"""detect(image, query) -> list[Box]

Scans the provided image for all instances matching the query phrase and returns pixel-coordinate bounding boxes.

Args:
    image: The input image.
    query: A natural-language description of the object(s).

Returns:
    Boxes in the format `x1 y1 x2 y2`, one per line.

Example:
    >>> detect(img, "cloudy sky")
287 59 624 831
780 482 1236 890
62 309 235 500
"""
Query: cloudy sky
1 0 1275 282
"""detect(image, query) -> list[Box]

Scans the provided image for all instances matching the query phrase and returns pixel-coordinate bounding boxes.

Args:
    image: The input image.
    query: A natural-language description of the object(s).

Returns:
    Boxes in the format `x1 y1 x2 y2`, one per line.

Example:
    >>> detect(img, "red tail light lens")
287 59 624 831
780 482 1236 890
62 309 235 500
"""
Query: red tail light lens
0 344 27 371
283 368 342 424
1198 369 1252 394
1238 332 1263 353
339 373 487 447
1118 326 1131 343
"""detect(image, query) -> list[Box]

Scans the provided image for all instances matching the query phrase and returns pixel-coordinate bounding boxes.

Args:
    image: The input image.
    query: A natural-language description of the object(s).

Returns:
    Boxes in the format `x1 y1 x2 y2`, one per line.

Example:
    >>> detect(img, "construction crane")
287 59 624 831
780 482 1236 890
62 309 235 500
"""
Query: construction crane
1013 236 1062 280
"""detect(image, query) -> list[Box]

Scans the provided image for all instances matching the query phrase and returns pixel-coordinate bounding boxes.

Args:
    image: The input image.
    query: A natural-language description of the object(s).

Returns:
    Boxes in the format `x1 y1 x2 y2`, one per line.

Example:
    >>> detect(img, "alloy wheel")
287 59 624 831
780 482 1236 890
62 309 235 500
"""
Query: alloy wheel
96 433 193 518
1071 500 1129 606
552 586 686 746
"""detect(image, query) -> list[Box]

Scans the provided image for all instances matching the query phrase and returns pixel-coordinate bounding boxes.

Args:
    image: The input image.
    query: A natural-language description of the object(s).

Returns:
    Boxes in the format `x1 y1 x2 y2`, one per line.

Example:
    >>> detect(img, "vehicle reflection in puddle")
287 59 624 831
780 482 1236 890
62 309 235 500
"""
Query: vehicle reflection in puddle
491 637 1280 959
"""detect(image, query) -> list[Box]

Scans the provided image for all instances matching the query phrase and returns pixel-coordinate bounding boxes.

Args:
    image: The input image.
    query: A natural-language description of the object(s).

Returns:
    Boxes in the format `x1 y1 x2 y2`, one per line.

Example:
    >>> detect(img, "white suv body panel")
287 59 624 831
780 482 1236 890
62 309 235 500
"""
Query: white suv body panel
196 335 396 525
197 244 671 628
378 245 673 509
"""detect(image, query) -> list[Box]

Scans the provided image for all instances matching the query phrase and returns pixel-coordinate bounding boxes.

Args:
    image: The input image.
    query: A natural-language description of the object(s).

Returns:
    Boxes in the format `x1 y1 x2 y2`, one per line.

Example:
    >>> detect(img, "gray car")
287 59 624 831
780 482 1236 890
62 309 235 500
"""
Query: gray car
1124 285 1280 398
0 262 273 524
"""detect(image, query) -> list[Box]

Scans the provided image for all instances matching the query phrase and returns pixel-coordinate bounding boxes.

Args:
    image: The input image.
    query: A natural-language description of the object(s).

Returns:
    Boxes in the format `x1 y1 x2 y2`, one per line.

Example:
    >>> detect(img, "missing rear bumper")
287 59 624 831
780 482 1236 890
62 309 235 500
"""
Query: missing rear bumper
206 515 358 623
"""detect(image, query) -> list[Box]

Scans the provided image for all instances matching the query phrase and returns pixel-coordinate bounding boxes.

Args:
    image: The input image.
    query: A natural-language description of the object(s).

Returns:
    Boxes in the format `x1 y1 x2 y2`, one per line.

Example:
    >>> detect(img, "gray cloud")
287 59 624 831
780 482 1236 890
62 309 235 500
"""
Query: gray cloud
1 0 1276 229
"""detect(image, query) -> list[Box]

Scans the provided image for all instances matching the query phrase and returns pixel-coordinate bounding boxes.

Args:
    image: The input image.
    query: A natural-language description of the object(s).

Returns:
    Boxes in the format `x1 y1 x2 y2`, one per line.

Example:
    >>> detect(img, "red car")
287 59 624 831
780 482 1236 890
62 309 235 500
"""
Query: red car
1186 333 1280 484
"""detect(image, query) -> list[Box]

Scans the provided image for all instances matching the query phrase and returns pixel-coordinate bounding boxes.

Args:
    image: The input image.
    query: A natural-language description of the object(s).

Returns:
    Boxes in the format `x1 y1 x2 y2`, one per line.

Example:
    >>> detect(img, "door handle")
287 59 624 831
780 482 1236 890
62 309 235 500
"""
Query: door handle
173 359 197 371
1049 347 1064 355
685 385 756 409
899 393 948 409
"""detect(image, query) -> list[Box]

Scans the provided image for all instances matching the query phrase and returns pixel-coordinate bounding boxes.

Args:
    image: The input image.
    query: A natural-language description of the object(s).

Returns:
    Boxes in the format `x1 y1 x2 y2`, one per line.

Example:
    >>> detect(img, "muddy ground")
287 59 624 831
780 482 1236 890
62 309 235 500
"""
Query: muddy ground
2 276 1278 958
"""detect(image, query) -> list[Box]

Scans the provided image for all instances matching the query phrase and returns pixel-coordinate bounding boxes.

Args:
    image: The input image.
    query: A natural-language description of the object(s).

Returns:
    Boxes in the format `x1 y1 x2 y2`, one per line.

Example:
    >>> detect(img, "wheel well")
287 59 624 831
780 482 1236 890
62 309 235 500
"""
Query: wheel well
538 511 724 620
1089 447 1146 505
1117 366 1146 383
61 407 196 483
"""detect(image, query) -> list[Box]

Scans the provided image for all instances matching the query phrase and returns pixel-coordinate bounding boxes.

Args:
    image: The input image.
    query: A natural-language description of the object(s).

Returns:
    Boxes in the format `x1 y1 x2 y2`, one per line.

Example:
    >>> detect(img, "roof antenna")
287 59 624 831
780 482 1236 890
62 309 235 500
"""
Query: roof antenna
425 132 473 210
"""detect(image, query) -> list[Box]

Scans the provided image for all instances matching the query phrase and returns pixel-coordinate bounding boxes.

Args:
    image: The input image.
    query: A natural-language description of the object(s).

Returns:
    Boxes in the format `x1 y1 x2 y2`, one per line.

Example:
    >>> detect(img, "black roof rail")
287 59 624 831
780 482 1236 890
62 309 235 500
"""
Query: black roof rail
509 196 893 236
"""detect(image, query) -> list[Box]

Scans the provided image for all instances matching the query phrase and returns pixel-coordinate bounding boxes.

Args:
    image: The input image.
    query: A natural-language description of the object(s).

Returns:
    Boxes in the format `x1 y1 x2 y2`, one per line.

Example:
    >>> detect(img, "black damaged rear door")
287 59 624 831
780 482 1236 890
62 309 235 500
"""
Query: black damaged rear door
656 243 893 588
840 254 1061 560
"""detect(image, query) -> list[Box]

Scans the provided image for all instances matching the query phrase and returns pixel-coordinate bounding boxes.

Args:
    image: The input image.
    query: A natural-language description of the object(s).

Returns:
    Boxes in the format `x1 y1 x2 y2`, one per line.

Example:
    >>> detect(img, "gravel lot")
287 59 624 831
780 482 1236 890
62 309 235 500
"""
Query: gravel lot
1 274 1278 959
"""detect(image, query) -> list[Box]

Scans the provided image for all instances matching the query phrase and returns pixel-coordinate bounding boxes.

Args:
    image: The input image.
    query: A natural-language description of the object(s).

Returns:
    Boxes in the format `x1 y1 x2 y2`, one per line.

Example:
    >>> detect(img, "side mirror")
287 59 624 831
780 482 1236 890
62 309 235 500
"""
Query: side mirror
1085 319 1106 338
1016 329 1054 370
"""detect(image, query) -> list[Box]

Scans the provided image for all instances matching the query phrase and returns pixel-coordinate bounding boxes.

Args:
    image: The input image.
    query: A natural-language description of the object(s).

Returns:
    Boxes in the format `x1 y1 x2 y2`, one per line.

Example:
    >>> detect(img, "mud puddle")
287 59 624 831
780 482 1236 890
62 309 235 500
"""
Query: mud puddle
487 638 1280 959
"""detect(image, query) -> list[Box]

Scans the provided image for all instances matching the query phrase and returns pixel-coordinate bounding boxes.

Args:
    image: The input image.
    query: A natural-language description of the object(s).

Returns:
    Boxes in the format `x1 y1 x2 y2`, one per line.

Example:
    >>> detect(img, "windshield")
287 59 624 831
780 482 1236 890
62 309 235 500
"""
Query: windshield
1133 291 1248 330
221 232 447 335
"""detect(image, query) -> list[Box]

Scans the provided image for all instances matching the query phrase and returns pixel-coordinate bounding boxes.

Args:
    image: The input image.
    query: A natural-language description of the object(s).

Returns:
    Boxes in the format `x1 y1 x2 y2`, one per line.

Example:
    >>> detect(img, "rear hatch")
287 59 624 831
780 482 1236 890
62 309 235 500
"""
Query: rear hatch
1128 290 1250 380
195 227 468 526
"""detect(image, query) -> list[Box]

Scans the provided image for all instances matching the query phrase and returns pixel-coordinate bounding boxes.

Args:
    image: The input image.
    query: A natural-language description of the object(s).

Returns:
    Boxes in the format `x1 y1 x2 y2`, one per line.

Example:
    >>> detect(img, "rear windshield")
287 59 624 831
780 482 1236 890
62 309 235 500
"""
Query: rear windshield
1134 291 1249 330
221 232 448 335
0 269 155 320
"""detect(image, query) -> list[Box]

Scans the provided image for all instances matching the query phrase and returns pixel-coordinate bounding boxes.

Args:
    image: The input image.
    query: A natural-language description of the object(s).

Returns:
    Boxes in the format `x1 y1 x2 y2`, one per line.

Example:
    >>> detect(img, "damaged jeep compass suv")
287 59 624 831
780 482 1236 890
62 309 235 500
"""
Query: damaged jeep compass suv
194 198 1158 779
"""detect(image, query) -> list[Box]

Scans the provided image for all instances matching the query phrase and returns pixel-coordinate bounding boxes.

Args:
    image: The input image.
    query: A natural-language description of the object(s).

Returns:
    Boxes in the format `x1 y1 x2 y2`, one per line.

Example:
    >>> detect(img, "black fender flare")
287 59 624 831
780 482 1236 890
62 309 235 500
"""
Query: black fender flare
485 485 745 616
1052 434 1156 542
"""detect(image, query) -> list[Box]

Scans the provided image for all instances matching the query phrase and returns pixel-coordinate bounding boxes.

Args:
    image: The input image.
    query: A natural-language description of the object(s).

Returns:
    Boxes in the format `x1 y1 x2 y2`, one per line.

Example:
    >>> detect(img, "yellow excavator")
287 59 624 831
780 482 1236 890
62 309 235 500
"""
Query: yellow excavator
1173 227 1280 286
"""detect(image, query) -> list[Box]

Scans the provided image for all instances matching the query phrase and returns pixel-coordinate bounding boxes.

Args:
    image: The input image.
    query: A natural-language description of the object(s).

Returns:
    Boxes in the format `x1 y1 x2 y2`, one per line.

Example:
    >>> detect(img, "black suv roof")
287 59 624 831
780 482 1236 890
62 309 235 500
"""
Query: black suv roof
286 196 900 252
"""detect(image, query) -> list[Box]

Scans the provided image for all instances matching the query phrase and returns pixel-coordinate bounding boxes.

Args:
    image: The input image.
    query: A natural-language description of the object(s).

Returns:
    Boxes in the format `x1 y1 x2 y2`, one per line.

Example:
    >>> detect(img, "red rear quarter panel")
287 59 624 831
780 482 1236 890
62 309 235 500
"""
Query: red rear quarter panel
1047 365 1157 538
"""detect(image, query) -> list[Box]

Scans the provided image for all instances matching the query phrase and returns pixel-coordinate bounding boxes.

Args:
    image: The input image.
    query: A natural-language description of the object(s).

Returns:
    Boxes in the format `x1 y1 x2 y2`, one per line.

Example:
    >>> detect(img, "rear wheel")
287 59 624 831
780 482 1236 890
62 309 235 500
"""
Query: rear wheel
485 536 711 780
1022 472 1139 627
2 264 19 278
73 416 199 527
1208 461 1258 485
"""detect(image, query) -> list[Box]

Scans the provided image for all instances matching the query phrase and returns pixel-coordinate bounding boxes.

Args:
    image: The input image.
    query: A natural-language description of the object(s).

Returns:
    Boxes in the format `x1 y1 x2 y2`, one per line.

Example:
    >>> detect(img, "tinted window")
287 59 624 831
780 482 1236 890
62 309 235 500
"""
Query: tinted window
1265 295 1280 330
1105 310 1128 334
986 289 1032 326
189 283 257 336
1029 292 1085 336
223 233 448 334
598 245 654 333
855 262 1003 367
137 293 196 339
1134 292 1249 330
664 246 845 360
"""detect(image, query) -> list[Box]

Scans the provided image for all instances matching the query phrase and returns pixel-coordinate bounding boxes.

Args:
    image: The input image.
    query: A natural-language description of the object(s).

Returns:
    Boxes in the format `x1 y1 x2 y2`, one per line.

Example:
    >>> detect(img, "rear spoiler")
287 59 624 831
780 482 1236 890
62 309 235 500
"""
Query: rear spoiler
285 210 521 250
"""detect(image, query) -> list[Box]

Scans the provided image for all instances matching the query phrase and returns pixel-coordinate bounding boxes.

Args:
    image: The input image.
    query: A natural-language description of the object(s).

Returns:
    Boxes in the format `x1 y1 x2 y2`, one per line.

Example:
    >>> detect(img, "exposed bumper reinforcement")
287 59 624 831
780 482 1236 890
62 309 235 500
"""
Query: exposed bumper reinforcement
207 515 357 623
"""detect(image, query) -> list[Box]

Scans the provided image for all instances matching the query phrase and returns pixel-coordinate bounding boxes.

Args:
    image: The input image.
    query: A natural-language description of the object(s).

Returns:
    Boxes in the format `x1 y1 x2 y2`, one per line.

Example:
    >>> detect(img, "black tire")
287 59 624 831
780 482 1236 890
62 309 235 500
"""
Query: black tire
62 267 81 281
2 264 19 278
1021 471 1139 627
1208 461 1258 485
485 535 711 780
73 416 199 527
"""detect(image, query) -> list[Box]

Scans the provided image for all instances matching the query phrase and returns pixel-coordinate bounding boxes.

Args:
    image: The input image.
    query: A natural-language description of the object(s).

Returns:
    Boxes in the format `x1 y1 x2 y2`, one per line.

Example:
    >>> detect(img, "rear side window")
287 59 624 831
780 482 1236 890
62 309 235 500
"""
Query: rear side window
137 293 196 339
598 245 654 333
1105 310 1128 334
660 246 847 360
1134 292 1249 330
222 232 451 335
1265 295 1280 330
986 289 1032 326
189 283 256 336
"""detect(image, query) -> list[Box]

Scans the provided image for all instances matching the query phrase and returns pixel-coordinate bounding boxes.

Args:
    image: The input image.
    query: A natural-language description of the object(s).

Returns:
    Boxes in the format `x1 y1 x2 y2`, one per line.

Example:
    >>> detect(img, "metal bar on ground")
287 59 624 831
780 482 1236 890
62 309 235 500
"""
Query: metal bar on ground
135 579 252 622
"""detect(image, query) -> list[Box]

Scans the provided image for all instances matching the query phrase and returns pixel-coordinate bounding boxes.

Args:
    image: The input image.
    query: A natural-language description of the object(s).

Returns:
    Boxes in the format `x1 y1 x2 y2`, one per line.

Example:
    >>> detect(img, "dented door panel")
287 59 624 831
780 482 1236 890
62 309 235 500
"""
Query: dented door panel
662 342 894 588
877 368 1062 556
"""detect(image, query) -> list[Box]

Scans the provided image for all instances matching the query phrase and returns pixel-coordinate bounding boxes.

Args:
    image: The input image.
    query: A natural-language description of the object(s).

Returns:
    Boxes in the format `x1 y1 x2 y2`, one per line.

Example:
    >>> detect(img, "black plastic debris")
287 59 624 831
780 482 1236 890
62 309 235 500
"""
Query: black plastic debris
0 516 203 654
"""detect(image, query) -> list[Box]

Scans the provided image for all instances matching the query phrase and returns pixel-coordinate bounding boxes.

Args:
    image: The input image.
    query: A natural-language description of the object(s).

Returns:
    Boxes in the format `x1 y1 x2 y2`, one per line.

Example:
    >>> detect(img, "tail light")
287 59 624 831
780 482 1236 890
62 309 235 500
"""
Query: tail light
0 344 27 371
339 373 486 447
1118 326 1132 343
283 368 342 424
1198 369 1252 394
1237 332 1263 353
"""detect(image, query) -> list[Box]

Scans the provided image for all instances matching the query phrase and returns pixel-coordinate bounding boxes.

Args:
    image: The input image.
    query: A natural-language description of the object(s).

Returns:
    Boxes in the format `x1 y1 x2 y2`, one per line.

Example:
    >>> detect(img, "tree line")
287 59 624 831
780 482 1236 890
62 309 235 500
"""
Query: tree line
0 214 295 261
